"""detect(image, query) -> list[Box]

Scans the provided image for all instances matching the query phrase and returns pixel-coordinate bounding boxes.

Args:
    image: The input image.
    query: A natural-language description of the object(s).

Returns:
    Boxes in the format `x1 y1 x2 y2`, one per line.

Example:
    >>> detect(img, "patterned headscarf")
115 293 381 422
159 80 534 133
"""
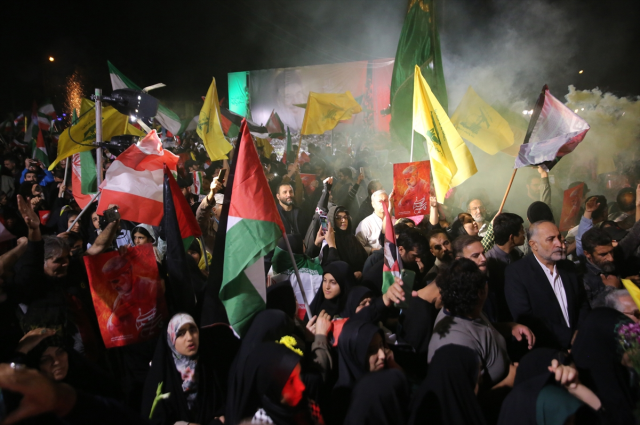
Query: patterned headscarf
166 313 199 405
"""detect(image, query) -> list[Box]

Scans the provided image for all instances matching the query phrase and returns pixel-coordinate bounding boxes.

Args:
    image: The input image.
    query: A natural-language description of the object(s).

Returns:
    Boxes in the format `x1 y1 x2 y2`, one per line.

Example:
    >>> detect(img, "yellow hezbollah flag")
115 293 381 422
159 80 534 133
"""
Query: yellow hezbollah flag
197 78 232 161
255 137 274 158
49 99 145 170
622 279 640 310
300 91 362 135
451 86 514 155
413 65 477 203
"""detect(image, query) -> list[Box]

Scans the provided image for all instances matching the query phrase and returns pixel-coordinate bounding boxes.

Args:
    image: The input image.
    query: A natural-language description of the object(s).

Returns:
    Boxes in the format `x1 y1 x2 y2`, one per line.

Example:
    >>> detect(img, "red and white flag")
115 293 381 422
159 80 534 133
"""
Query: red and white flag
71 153 96 210
97 130 179 225
515 85 590 170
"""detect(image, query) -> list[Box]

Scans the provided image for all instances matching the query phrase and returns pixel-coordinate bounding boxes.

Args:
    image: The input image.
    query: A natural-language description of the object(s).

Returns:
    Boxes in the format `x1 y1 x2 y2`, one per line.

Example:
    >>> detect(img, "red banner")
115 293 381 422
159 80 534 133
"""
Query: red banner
392 161 431 218
559 183 584 232
84 244 168 348
299 174 318 195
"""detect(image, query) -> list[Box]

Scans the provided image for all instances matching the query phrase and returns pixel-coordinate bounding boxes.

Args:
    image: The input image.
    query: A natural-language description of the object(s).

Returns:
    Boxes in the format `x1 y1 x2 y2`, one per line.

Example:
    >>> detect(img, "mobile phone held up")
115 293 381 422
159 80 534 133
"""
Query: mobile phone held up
319 214 328 232
217 168 227 183
394 269 415 310
99 206 121 230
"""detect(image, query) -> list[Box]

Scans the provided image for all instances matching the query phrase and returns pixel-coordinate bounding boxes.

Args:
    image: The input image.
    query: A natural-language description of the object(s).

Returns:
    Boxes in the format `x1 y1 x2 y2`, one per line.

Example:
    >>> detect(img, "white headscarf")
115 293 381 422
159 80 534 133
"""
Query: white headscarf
166 313 199 405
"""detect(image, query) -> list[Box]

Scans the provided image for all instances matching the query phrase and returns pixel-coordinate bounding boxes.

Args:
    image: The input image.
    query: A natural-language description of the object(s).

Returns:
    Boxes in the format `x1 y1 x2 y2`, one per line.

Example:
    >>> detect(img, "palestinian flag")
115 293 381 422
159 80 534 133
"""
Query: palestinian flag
163 164 202 316
38 101 57 131
381 200 403 294
219 119 285 336
31 128 50 167
266 110 285 139
108 61 182 136
13 113 24 127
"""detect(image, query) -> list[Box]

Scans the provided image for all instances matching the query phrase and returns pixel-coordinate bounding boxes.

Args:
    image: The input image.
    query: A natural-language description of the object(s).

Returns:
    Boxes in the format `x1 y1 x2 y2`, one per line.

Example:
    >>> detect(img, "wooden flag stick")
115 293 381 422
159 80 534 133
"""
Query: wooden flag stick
497 169 518 215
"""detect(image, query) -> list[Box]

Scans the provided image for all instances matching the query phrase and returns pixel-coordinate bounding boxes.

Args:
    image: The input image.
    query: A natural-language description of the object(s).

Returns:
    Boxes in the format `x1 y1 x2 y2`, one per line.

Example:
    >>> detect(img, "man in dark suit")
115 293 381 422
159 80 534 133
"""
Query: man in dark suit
505 220 590 349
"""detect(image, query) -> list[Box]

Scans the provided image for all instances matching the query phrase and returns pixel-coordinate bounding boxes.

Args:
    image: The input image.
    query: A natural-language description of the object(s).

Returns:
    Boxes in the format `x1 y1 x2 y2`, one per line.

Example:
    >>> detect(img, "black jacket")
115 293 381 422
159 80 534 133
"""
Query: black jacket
276 203 308 236
504 254 590 350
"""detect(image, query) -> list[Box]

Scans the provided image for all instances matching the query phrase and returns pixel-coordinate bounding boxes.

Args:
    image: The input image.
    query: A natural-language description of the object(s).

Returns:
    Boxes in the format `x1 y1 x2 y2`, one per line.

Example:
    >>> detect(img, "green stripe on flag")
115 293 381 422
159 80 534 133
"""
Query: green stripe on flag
220 217 282 336
80 151 97 194
183 235 194 253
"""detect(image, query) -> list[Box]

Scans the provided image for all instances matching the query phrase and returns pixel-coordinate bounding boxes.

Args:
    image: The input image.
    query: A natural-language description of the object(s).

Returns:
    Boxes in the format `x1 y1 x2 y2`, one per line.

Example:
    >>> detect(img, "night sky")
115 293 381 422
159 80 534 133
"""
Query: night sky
2 0 639 116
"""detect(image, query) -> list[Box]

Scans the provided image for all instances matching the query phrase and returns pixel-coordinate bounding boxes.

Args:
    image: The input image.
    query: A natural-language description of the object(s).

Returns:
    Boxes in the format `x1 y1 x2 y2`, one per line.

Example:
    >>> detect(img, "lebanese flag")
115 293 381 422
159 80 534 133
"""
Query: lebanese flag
97 130 179 225
515 85 590 170
381 200 402 294
219 119 286 336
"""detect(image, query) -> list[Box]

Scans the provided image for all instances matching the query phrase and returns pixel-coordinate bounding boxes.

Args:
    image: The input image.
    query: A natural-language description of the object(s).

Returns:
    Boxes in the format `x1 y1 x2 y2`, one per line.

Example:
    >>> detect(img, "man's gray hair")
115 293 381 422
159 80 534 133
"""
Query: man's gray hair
527 220 555 242
594 288 631 312
371 189 387 203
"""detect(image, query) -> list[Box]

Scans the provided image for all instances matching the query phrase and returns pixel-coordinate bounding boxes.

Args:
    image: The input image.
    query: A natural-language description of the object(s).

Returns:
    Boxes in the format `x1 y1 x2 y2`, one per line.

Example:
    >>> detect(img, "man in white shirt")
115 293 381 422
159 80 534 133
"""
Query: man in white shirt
504 221 590 349
355 190 387 254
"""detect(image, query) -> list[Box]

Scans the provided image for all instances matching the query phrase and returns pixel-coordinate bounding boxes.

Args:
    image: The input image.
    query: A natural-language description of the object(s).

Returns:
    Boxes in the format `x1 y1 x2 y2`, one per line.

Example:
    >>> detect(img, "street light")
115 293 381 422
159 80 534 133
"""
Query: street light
49 57 54 62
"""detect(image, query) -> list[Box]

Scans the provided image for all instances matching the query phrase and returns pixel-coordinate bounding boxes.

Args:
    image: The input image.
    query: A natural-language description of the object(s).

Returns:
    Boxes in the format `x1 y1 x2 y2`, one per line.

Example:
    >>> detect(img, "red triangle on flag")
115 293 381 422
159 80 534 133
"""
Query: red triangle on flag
229 120 285 235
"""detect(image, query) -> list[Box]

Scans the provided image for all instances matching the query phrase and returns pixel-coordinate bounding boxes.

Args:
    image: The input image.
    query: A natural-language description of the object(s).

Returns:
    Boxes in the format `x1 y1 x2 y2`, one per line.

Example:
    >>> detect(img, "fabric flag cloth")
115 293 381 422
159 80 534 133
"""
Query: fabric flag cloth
97 130 179 225
0 218 15 243
390 0 447 159
381 201 402 294
198 78 233 161
108 61 182 136
622 279 640 311
413 65 477 203
300 92 362 135
451 86 515 155
162 165 201 316
283 127 293 164
38 101 57 131
49 100 146 170
24 102 39 145
220 107 268 137
514 85 590 170
219 119 286 336
266 110 285 139
71 152 98 209
31 128 50 167
191 171 207 195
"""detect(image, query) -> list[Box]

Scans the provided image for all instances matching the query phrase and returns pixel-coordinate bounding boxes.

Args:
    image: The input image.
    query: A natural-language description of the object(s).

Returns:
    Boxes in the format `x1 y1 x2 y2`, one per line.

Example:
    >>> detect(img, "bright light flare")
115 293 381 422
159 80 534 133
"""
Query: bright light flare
49 57 55 62
579 70 584 74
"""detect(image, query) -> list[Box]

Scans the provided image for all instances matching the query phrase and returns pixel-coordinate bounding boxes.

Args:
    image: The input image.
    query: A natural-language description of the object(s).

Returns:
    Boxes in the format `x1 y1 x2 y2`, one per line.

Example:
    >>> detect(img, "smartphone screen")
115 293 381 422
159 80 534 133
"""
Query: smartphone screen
320 216 328 231
394 269 415 309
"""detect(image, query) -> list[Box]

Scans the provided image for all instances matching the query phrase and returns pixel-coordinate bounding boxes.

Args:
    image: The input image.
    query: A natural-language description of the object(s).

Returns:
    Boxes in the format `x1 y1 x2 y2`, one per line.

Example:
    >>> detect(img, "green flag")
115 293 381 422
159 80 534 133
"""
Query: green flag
390 0 448 160
285 127 293 164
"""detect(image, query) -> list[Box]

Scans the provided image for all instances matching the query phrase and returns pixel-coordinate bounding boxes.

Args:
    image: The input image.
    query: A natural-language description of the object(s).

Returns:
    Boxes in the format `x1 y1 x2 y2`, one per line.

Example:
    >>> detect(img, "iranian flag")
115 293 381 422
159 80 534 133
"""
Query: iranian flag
219 119 286 336
381 200 403 294
38 101 57 131
71 152 97 209
108 61 182 136
97 130 179 225
191 171 207 195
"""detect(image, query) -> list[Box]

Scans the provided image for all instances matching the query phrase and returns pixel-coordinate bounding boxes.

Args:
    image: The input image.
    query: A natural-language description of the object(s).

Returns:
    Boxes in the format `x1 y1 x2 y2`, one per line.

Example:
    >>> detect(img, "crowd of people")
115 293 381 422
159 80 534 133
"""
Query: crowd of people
0 130 640 425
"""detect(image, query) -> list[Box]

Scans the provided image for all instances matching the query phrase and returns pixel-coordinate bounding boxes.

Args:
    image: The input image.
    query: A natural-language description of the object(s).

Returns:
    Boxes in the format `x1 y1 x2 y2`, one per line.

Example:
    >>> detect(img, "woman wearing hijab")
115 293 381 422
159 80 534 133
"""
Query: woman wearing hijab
408 344 486 425
308 261 355 319
344 369 410 425
132 224 163 263
228 342 323 425
498 348 602 425
449 212 479 239
319 206 368 274
572 308 638 425
226 310 297 425
330 319 401 424
141 313 225 425
16 330 121 400
186 238 211 277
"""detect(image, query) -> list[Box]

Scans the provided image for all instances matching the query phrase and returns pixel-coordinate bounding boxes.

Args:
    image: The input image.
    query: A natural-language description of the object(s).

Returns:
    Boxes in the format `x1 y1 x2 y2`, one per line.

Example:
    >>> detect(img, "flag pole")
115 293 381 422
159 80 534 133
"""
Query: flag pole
63 158 70 185
67 192 101 232
410 129 415 162
497 169 518 215
281 234 313 319
94 88 103 187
